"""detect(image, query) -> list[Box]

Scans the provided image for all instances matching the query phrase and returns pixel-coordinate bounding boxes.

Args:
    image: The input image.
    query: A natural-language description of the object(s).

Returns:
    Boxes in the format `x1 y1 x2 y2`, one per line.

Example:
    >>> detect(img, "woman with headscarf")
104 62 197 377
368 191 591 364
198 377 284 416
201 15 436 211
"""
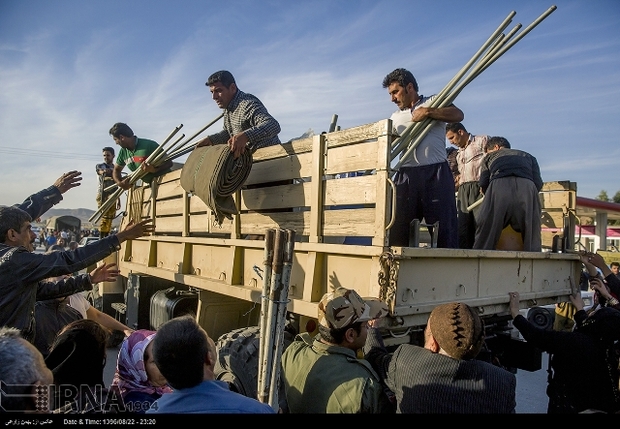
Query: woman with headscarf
110 330 172 413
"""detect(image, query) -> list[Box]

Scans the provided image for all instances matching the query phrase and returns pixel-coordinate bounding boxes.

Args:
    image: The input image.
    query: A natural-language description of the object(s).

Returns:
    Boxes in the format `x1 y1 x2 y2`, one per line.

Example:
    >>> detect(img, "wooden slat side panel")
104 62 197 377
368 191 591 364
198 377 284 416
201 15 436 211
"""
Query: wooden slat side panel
155 180 185 200
324 141 380 176
189 195 209 213
324 121 389 148
324 175 377 206
540 191 571 211
240 181 309 210
239 211 309 236
252 137 314 162
540 181 576 192
245 152 313 186
323 208 375 236
156 197 186 217
541 211 566 229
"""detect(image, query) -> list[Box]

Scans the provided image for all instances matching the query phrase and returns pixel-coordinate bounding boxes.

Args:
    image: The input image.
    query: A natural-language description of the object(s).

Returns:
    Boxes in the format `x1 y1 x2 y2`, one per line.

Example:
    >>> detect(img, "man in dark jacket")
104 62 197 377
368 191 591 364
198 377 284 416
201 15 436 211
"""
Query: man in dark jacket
473 136 543 251
0 172 154 343
364 302 516 413
509 291 620 414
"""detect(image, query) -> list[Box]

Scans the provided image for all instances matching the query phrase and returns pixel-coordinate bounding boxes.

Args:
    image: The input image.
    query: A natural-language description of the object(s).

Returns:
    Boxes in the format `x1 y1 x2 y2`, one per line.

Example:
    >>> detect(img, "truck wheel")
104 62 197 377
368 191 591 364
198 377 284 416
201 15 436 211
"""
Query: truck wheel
527 306 554 330
214 325 294 410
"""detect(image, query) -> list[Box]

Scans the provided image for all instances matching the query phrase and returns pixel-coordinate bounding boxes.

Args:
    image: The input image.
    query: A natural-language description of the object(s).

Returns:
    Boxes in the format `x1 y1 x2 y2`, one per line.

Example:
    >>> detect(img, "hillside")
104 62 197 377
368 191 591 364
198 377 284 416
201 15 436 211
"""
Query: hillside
35 208 121 231
39 208 95 223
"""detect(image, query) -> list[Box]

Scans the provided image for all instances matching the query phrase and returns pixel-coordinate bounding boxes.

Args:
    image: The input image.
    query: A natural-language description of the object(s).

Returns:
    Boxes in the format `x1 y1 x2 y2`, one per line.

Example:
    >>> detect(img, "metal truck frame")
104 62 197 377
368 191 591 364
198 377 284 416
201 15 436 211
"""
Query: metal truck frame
112 118 581 370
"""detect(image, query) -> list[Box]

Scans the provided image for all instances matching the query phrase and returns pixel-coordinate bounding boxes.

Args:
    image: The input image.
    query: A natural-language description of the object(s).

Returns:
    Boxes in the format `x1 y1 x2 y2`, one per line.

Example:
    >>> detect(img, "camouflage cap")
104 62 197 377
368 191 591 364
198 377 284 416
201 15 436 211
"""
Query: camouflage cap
318 287 389 330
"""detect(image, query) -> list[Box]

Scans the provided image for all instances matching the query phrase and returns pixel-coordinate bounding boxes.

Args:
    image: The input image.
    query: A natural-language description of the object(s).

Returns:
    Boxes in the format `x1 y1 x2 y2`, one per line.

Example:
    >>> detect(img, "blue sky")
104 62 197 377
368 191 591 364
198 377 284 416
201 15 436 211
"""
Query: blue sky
1 0 619 212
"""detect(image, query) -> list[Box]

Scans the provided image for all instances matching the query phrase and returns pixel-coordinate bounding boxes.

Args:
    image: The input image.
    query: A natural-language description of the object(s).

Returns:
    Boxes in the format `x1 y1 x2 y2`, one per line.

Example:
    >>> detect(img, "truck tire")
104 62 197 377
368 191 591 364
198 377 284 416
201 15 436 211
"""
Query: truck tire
214 325 294 410
527 306 555 331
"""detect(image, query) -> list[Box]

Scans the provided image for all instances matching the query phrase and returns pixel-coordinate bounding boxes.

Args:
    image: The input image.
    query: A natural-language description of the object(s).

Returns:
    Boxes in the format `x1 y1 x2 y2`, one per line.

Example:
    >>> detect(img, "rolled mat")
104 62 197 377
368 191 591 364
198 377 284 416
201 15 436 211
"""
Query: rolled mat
180 145 253 225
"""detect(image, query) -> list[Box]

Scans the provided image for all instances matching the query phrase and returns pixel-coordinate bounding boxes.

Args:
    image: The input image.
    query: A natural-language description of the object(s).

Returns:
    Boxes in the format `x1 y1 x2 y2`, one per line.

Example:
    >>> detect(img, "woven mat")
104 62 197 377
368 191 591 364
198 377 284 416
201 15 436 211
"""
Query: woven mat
180 145 253 225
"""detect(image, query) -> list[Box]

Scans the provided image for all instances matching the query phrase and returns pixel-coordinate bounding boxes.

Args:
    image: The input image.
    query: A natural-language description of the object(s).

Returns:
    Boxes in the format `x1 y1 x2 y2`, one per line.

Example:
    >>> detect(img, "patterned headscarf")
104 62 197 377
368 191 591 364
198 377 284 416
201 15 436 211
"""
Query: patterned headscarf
111 330 173 398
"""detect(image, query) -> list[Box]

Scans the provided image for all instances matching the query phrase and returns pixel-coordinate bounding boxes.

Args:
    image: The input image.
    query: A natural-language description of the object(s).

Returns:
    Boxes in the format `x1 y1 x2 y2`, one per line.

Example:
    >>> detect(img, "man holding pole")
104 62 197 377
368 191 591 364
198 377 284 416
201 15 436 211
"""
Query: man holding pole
109 122 173 190
96 146 119 238
383 68 463 248
280 287 394 413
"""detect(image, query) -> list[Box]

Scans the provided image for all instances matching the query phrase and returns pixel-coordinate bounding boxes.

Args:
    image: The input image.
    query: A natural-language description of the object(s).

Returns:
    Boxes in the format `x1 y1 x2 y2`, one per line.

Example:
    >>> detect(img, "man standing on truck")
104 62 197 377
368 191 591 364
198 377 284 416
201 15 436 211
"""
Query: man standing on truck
445 123 488 249
109 122 173 191
383 68 462 248
194 70 281 159
96 146 119 238
473 136 543 252
280 287 394 413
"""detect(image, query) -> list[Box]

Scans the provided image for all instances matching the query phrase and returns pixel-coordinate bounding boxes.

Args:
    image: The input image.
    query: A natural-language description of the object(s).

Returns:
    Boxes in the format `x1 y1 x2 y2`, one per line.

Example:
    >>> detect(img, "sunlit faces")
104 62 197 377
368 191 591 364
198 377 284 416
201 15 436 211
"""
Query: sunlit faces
445 129 468 148
144 341 168 388
387 82 417 111
112 135 134 150
209 82 237 109
102 150 114 163
11 222 36 252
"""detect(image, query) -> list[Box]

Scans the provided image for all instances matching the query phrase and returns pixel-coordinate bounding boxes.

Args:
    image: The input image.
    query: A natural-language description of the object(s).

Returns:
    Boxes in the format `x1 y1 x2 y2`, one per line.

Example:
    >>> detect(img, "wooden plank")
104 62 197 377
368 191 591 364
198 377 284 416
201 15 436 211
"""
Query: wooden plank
541 211 567 229
373 130 392 246
324 121 388 148
309 134 326 243
252 137 314 162
540 181 576 192
239 211 309 236
540 191 572 210
153 216 186 233
240 181 308 210
324 141 379 175
156 180 185 200
324 175 377 206
245 152 313 185
156 198 185 216
323 208 375 236
189 195 209 213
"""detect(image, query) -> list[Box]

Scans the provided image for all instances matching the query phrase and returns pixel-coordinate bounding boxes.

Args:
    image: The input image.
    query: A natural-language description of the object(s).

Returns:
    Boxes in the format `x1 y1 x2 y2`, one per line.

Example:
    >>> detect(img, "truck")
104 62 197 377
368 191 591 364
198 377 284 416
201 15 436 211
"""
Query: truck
105 118 581 398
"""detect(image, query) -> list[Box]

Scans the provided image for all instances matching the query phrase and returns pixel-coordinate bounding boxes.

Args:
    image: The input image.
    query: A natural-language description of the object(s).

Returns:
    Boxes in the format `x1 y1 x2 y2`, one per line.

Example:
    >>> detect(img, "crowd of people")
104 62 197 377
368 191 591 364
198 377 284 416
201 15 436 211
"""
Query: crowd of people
0 67 618 415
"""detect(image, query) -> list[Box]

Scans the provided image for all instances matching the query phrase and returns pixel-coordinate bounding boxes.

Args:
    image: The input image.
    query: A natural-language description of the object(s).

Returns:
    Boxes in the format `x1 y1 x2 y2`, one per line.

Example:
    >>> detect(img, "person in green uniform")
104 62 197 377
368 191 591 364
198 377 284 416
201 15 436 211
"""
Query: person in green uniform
109 122 173 190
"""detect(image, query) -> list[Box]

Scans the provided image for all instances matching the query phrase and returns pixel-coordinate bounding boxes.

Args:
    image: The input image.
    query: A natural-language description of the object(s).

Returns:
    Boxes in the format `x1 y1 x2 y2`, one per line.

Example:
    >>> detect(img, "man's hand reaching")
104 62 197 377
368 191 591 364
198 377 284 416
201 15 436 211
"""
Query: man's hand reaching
53 171 83 194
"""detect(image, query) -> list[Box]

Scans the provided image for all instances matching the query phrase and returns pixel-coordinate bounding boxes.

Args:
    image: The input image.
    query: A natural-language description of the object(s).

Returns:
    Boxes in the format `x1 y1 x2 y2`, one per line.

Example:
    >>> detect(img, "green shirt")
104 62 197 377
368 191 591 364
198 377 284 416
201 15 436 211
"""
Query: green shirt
116 137 160 184
280 332 393 413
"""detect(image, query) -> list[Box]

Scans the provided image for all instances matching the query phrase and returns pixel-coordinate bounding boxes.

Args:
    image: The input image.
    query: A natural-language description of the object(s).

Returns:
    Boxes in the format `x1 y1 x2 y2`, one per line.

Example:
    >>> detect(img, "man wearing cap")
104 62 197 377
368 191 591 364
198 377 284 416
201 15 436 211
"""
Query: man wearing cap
280 287 394 413
364 302 516 413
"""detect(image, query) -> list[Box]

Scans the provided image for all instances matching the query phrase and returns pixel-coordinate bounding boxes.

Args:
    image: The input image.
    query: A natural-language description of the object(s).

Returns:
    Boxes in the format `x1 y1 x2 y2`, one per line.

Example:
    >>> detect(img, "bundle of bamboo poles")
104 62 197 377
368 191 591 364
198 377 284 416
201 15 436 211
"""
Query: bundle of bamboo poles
257 228 296 410
391 5 557 170
89 113 223 224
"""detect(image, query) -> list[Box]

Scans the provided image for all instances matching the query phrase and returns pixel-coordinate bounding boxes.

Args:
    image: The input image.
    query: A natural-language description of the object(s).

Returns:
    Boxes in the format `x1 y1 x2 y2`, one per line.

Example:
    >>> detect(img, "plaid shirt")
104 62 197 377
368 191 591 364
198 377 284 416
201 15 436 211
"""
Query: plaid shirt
456 133 488 183
208 89 281 150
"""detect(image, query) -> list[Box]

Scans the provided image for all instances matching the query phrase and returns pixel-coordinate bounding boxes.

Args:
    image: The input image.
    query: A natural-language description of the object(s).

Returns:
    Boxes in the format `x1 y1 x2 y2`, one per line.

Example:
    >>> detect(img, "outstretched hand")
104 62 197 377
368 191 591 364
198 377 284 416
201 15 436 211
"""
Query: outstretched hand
589 277 612 300
53 171 82 194
115 219 155 243
508 292 520 318
569 290 584 311
89 262 120 284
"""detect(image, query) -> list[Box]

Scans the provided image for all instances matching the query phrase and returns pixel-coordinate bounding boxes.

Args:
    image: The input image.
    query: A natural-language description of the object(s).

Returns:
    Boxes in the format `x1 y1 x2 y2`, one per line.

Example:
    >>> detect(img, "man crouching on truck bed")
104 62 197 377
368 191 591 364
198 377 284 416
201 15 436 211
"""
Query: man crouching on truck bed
194 70 281 159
